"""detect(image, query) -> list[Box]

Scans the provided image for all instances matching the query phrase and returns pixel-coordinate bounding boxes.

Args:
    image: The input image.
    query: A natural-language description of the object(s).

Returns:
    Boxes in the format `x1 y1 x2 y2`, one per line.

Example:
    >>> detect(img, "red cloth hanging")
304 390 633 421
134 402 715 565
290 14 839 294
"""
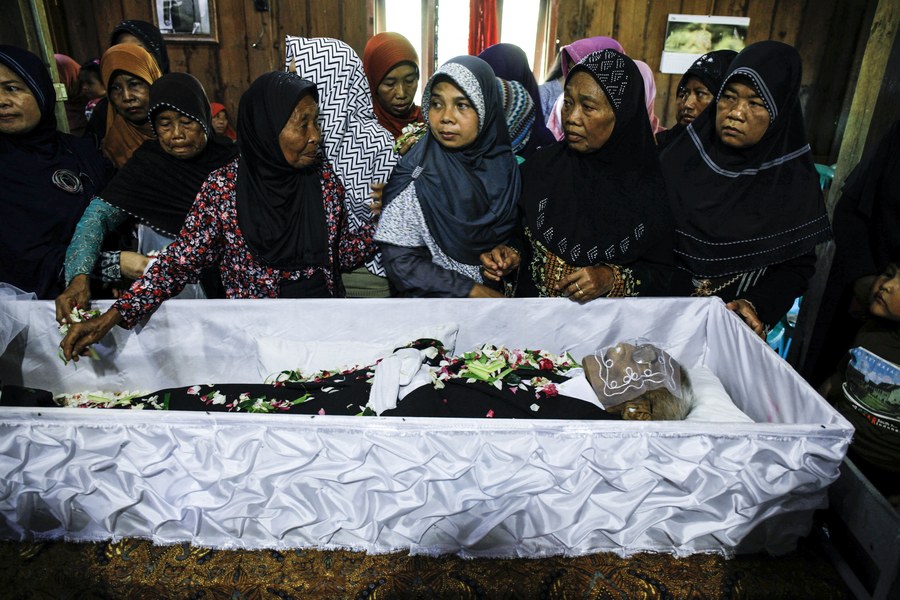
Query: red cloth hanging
468 0 499 56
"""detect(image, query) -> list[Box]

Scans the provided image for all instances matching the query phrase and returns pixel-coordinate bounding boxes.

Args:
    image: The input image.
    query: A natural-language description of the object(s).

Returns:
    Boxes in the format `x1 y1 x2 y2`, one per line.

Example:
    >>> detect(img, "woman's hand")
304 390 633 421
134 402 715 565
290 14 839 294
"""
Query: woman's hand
395 135 419 156
59 308 122 362
120 251 151 279
480 245 520 282
55 274 91 324
557 265 614 303
726 299 766 339
468 283 505 298
369 182 385 218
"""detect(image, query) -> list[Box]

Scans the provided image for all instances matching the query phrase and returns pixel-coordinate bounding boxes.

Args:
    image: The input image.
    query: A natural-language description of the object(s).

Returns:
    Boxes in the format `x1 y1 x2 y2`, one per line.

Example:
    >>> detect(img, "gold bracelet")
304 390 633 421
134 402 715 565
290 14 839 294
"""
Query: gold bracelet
603 264 626 297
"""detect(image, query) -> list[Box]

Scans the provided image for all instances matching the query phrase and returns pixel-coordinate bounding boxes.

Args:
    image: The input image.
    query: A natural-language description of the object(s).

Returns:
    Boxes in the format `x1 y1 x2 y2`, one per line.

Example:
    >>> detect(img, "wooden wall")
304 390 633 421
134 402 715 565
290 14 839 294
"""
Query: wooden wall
556 0 874 163
6 0 880 164
35 0 370 133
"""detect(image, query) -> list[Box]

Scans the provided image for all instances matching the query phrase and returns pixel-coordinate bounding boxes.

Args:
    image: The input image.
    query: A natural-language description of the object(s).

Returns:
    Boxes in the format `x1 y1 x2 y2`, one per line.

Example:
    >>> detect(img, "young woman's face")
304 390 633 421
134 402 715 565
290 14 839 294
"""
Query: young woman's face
715 79 769 149
0 62 41 135
870 263 900 321
561 70 616 153
108 71 151 125
212 109 229 135
154 109 207 160
278 93 321 169
427 80 478 149
78 71 106 101
677 75 713 126
377 62 418 118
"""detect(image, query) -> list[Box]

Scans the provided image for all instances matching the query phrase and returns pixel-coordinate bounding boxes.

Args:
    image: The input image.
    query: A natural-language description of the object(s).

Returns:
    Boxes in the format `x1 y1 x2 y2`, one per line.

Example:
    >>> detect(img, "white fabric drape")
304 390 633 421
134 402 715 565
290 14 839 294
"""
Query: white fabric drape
0 298 852 557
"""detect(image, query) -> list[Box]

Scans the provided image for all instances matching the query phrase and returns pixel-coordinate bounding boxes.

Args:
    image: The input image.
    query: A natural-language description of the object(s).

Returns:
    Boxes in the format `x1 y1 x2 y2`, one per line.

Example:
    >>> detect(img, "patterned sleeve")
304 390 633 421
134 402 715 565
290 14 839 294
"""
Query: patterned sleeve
64 197 129 285
113 173 228 328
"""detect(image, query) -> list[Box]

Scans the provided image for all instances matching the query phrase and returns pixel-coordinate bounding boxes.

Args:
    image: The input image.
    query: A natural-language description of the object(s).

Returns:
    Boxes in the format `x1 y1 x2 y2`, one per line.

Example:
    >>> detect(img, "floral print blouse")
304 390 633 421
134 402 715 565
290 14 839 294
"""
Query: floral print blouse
114 157 375 328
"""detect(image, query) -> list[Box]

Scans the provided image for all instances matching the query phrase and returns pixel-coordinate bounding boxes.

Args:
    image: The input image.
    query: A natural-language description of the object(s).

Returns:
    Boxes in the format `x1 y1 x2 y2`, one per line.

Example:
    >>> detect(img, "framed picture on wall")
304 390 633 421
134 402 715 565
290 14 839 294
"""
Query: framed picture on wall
659 14 749 74
154 0 219 43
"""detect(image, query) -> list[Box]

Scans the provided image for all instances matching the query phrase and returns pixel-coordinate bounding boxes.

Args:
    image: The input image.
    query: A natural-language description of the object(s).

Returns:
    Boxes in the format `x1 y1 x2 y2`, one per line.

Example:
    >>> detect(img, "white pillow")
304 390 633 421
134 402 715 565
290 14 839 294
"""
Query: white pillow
684 365 754 422
256 323 459 379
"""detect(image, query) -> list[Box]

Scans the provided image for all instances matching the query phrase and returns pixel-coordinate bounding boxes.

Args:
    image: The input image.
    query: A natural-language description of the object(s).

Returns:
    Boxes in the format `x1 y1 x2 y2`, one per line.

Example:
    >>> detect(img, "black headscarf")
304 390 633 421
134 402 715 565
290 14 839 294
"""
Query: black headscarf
521 49 673 268
834 119 900 282
660 41 831 278
657 49 737 151
100 73 238 237
381 55 521 266
110 20 170 74
0 45 108 298
235 71 328 270
478 43 555 154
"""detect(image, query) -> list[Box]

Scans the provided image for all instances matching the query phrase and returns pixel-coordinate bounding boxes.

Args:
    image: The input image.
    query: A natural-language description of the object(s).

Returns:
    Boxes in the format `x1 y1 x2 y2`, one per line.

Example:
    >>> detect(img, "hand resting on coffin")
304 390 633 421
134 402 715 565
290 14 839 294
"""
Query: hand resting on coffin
59 308 121 362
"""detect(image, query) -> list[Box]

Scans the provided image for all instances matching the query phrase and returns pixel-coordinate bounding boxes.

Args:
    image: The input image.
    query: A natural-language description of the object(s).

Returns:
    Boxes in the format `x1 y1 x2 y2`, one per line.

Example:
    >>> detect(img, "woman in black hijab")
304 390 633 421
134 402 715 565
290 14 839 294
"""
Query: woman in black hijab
482 49 677 300
110 20 171 74
655 49 736 152
55 72 238 321
60 71 377 360
0 45 109 299
84 19 170 146
660 41 831 337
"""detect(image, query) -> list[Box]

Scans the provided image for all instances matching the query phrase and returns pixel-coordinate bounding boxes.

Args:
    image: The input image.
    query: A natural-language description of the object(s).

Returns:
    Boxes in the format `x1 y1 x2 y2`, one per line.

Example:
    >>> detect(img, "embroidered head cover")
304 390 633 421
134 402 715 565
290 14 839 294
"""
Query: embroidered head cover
583 340 683 407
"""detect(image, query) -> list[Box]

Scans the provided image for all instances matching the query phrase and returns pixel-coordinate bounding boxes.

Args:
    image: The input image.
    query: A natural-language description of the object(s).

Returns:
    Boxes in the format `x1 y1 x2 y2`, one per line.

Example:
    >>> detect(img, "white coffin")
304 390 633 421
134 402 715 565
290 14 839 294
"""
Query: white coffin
0 297 852 557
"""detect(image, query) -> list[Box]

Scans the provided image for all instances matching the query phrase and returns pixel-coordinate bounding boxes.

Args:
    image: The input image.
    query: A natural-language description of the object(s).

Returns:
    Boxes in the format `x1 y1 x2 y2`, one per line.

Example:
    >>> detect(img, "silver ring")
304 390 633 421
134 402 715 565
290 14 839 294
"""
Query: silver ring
575 281 582 293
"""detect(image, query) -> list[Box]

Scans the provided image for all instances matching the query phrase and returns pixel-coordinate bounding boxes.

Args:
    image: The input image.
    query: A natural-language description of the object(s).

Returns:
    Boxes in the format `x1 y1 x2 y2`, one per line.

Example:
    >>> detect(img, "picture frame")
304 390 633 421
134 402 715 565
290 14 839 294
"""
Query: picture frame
153 0 219 43
659 14 749 74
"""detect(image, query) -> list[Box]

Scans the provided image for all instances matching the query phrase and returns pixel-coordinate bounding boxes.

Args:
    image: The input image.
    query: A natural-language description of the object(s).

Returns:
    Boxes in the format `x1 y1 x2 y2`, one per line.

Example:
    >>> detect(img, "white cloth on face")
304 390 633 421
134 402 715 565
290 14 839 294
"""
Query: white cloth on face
368 347 429 415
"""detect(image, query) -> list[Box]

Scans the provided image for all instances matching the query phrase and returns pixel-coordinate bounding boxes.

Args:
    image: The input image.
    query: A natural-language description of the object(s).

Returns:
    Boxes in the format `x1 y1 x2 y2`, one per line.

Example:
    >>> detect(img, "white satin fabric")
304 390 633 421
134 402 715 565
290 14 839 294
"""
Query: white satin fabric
0 297 853 557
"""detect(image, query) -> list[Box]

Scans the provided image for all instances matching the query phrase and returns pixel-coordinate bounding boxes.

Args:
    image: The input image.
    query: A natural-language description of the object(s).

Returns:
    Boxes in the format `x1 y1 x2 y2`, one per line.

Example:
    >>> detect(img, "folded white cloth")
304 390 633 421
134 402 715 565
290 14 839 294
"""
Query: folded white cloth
368 348 429 415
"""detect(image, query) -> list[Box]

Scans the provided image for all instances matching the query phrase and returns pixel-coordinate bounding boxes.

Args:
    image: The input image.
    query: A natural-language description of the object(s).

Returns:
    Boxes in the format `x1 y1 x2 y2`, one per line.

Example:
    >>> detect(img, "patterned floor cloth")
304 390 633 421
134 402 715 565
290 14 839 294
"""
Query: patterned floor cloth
0 536 850 599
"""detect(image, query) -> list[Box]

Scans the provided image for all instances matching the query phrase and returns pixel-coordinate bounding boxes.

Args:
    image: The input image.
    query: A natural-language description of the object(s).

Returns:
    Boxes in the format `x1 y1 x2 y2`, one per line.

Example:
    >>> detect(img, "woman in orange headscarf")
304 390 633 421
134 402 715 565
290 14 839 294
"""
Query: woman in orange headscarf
100 44 162 168
363 32 425 153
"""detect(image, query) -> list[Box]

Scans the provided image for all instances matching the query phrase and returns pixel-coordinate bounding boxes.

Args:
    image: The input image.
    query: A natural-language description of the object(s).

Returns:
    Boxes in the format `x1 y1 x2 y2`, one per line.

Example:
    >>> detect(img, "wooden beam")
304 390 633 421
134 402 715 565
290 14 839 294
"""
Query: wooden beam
26 0 69 133
827 0 900 214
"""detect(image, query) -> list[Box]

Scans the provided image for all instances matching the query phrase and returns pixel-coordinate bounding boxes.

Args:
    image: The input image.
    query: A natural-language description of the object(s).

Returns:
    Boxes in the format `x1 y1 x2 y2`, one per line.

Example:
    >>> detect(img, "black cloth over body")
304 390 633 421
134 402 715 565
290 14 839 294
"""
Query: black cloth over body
660 41 831 282
655 50 737 152
0 45 109 299
518 49 677 296
381 55 521 267
235 72 328 270
100 73 238 238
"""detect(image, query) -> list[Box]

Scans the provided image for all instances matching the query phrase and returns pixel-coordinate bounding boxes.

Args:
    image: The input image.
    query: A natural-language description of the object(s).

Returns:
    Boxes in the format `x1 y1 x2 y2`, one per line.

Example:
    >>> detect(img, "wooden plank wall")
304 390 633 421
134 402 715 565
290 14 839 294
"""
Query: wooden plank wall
10 0 877 163
36 0 369 132
556 0 873 162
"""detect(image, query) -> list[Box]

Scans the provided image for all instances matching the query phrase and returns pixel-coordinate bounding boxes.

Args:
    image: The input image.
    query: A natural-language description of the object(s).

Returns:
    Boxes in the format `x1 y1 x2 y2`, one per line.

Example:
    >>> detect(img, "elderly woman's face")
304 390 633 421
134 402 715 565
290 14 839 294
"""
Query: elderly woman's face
278 93 321 169
109 71 151 125
155 109 207 160
562 71 615 153
0 63 41 136
715 79 769 149
377 62 418 118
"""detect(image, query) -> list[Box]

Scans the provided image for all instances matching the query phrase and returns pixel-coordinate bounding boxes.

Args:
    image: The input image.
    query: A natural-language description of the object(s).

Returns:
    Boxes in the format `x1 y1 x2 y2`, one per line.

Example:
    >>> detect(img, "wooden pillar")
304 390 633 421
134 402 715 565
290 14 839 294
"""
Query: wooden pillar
14 0 70 133
827 0 900 214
